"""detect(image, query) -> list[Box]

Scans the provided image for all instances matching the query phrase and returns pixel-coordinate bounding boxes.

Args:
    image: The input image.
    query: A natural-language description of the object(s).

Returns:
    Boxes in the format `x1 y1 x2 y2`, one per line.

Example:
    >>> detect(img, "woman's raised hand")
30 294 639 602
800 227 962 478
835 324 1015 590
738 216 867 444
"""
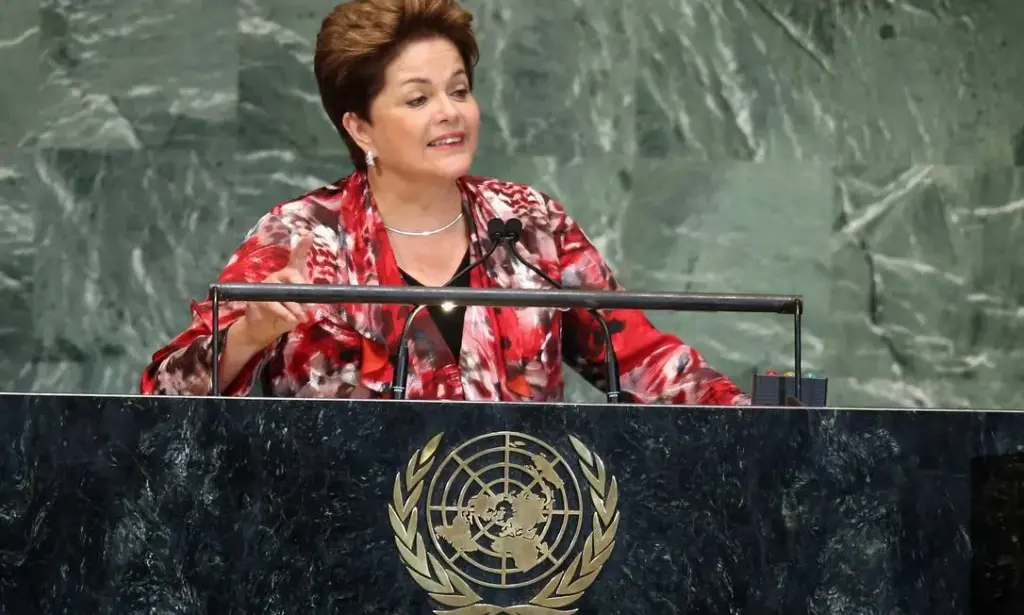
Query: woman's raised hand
232 233 315 349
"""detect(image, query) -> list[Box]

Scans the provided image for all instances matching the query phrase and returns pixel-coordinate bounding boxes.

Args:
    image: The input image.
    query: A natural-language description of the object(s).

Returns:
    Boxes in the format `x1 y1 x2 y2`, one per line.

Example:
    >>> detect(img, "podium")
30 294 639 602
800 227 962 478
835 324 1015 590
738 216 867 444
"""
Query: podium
2 392 1024 614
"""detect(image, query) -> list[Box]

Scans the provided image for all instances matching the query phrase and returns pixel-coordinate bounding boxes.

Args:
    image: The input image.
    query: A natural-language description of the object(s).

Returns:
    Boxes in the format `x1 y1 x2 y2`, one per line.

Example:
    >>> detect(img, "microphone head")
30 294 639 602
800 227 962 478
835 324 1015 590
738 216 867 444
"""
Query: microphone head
486 218 505 240
504 218 523 241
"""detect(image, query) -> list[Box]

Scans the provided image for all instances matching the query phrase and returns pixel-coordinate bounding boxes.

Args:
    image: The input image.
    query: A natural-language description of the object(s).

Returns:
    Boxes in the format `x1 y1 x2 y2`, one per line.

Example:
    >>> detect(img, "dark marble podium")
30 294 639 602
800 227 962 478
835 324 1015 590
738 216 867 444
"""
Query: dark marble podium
2 393 1023 614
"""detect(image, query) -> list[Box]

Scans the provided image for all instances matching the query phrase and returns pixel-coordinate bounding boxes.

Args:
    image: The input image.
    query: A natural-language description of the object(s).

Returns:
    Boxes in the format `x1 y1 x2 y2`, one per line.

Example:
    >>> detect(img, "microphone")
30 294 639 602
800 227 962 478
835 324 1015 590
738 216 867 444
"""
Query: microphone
498 218 622 403
390 217 507 400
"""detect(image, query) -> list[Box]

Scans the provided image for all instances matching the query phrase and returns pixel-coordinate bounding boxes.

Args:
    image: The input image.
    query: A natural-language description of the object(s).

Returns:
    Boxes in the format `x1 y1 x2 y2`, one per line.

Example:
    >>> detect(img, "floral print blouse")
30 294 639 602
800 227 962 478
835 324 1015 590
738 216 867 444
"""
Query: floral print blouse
140 170 750 406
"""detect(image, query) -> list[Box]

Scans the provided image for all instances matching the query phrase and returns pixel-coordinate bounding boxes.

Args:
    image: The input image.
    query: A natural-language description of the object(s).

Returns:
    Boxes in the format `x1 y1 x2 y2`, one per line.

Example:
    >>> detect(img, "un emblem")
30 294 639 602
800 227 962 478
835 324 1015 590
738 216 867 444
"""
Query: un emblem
389 432 619 614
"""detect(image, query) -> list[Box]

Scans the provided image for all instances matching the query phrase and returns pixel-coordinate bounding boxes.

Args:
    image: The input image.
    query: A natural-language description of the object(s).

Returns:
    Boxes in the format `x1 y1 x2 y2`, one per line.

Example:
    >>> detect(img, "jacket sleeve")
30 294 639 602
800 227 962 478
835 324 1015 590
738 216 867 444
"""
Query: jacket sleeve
549 197 751 406
139 208 302 396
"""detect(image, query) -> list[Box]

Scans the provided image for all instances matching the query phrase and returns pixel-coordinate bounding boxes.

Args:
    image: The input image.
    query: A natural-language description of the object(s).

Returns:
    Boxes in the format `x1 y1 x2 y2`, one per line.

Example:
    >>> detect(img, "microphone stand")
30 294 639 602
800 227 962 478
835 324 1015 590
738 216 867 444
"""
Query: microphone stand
390 219 506 400
500 219 622 404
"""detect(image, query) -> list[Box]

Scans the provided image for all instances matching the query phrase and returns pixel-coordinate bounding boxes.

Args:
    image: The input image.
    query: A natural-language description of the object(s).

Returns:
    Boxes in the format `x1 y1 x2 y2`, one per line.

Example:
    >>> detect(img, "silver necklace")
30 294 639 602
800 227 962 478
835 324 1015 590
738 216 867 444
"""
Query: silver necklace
382 211 464 237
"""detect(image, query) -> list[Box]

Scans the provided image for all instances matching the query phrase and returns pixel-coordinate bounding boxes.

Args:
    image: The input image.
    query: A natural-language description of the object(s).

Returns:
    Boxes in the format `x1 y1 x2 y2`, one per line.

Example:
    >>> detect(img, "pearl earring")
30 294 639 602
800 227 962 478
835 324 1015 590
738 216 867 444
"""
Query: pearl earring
365 150 376 168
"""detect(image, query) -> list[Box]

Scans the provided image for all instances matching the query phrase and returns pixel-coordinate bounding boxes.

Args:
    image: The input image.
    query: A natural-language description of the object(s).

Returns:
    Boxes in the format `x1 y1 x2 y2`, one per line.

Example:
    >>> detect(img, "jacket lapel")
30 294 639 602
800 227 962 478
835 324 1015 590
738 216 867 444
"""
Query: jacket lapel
331 173 410 391
457 186 505 400
459 178 560 401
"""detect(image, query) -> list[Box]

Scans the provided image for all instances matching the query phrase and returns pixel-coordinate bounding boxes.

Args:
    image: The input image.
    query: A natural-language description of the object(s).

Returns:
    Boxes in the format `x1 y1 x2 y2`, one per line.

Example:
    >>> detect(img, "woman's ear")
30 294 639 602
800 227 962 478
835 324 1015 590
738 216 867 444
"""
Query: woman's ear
341 112 374 153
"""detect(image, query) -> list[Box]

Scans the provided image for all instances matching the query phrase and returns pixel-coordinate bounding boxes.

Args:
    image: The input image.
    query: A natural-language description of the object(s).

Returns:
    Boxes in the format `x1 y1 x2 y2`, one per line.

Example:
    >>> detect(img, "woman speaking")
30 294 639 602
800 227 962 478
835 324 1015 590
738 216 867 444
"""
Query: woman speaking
140 0 750 405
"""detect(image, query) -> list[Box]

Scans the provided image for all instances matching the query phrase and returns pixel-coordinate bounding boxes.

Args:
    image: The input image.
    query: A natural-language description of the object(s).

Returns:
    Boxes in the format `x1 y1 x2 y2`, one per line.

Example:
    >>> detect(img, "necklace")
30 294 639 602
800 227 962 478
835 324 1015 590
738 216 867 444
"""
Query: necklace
382 211 464 237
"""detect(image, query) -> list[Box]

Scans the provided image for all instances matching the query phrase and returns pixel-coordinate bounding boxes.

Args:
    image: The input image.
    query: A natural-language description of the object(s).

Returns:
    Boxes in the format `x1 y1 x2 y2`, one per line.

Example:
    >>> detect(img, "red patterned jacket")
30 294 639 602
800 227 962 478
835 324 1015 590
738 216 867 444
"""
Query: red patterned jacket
140 171 750 405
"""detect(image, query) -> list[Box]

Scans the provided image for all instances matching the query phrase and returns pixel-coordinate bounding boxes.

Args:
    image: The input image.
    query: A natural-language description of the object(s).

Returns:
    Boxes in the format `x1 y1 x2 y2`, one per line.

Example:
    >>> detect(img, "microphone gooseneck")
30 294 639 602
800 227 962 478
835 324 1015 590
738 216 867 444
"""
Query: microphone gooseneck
498 218 622 404
390 217 507 400
390 216 623 403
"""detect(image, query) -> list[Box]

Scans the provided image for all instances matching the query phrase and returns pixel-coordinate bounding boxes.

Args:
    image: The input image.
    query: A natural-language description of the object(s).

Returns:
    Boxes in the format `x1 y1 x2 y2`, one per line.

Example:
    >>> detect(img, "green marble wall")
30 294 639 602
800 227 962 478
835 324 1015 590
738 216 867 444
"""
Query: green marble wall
2 0 1023 407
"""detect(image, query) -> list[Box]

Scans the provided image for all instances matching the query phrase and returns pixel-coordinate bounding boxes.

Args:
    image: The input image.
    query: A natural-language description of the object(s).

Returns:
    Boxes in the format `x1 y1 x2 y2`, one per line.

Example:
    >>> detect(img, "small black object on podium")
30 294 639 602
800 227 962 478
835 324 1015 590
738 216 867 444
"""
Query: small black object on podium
751 370 829 407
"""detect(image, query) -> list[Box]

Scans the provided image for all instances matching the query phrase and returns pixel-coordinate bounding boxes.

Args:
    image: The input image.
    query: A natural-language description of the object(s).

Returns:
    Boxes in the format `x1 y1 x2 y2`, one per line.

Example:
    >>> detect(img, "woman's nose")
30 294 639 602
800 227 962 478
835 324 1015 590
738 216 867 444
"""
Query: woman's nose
435 94 460 123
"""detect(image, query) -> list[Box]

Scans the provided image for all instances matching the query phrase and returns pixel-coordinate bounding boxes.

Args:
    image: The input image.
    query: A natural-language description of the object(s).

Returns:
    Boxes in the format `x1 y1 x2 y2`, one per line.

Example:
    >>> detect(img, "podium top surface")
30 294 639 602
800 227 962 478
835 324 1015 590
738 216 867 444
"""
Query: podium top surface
2 390 1022 414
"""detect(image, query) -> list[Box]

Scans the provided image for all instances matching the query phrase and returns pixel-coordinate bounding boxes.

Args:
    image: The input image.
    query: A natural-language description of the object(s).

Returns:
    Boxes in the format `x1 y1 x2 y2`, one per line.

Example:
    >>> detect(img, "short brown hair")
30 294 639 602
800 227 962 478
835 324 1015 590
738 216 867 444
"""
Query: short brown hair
314 0 479 171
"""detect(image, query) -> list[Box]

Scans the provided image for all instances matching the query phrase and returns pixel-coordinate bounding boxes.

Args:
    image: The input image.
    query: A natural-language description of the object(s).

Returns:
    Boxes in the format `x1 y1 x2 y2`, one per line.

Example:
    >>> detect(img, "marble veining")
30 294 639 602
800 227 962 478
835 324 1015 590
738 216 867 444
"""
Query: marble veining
1 0 1024 408
2 393 1024 613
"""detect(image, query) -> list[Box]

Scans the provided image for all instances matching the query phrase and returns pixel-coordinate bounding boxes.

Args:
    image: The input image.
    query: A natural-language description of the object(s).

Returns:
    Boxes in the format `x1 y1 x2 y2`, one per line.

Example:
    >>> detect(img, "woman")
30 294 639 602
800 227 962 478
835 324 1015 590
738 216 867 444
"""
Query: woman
140 0 750 405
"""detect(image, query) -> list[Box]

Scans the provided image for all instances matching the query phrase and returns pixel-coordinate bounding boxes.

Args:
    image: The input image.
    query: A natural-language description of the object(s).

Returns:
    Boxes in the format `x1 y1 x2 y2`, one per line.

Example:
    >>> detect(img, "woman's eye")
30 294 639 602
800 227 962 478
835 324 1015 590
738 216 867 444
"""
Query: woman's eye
451 88 469 99
407 96 427 107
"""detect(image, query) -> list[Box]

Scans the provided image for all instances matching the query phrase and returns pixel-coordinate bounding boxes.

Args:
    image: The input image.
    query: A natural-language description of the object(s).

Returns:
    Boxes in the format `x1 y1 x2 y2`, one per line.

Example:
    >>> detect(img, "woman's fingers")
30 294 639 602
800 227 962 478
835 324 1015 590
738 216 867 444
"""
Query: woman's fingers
243 243 314 344
281 301 309 322
275 268 307 285
257 301 301 327
265 267 310 322
287 233 315 276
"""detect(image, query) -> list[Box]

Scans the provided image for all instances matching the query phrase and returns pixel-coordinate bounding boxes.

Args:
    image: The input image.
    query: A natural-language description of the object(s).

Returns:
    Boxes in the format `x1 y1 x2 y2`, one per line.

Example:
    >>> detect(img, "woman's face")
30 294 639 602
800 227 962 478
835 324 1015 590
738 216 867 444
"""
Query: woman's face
347 36 480 182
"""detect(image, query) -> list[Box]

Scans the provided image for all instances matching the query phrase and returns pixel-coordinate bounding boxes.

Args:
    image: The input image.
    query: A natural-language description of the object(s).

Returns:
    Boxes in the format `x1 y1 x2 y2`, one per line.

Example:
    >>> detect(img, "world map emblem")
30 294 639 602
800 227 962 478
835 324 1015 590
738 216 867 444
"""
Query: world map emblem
389 432 620 614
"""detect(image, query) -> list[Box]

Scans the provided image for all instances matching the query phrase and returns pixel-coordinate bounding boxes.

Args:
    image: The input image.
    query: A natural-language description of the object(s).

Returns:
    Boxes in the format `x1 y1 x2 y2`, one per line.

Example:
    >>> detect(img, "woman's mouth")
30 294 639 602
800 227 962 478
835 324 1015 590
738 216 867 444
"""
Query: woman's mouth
428 134 465 148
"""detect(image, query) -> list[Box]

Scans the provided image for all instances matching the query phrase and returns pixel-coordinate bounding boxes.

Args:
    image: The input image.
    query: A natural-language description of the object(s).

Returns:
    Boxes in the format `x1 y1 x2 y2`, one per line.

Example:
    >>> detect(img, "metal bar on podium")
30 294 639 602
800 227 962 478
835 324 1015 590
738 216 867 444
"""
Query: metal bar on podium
207 284 804 399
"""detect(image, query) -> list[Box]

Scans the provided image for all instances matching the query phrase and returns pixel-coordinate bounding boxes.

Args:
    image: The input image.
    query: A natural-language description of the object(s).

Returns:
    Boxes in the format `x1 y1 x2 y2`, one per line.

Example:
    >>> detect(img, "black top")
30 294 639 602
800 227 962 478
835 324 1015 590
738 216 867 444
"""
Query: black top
399 249 471 358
